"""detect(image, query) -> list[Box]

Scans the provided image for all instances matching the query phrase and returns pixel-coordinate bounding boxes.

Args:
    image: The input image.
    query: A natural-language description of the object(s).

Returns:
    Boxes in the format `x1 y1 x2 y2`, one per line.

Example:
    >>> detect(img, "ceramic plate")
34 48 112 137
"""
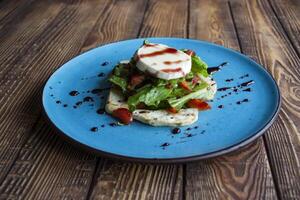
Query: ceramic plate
42 38 280 163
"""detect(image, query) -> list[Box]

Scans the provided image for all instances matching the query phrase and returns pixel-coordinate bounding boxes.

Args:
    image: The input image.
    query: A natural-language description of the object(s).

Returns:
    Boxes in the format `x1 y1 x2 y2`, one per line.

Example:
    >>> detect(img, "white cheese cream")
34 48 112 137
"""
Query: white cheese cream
136 43 191 80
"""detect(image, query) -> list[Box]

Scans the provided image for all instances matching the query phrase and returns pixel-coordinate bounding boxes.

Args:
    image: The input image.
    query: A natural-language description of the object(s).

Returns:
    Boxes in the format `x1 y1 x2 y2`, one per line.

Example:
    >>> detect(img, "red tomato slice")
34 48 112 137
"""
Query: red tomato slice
167 107 178 113
187 99 211 110
179 81 192 91
112 108 133 124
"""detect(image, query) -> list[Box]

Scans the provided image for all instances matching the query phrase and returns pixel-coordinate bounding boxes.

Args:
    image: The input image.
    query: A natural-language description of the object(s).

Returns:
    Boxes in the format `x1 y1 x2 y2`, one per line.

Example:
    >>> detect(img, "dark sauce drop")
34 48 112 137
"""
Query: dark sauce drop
243 88 252 92
236 98 249 105
50 94 54 97
218 105 224 109
90 127 98 132
69 90 79 96
225 78 234 82
91 89 102 94
63 104 68 107
109 122 117 127
186 133 194 137
160 142 170 148
233 88 238 92
194 126 198 129
49 86 53 89
238 80 254 87
83 96 94 102
97 108 105 114
186 127 192 131
98 72 105 77
101 61 109 66
76 101 82 106
207 67 220 74
171 127 181 134
101 125 105 128
73 106 77 109
56 100 61 104
207 62 228 74
217 87 232 92
239 74 249 79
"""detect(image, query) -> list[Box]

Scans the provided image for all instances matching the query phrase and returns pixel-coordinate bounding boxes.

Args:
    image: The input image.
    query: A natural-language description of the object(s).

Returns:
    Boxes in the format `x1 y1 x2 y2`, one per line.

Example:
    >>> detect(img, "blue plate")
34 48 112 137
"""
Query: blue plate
42 38 280 163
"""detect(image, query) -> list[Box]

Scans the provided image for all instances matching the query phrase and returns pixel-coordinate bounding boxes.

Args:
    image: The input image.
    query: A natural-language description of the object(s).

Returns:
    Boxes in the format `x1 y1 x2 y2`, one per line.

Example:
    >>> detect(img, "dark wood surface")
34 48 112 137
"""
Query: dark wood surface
0 0 299 199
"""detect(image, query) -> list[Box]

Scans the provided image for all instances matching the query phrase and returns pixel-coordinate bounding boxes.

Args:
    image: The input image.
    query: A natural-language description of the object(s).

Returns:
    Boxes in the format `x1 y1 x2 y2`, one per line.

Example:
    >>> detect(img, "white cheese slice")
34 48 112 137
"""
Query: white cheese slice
136 43 191 80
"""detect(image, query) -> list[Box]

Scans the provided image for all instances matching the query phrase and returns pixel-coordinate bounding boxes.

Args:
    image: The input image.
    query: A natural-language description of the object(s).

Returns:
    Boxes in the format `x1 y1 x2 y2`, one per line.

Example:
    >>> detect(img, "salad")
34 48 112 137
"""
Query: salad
105 40 217 126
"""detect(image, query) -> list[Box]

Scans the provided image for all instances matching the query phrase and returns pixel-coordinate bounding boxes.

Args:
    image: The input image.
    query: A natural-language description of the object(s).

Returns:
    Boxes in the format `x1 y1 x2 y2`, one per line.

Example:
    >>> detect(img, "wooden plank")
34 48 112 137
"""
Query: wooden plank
139 0 187 37
185 0 277 199
0 0 62 80
230 0 300 199
186 140 276 199
0 0 148 198
90 160 182 200
0 0 66 182
88 0 188 199
80 0 148 52
0 0 35 26
0 120 97 199
0 0 109 193
268 0 300 56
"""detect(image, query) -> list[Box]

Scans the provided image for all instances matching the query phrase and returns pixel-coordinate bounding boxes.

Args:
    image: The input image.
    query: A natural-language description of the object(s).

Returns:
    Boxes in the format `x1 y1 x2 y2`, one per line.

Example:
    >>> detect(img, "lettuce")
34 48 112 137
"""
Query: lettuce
168 83 208 110
191 55 209 77
127 85 172 111
109 75 127 91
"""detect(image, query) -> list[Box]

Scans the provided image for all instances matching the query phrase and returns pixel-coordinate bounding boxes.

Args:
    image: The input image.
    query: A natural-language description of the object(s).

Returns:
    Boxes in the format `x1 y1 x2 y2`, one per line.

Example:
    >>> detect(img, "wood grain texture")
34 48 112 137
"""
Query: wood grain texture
0 0 35 28
91 160 182 200
0 119 97 199
186 0 277 199
186 140 276 200
0 0 110 195
0 0 63 80
230 0 300 199
80 0 148 52
268 0 300 56
139 0 187 38
0 0 66 182
0 0 149 199
88 0 188 199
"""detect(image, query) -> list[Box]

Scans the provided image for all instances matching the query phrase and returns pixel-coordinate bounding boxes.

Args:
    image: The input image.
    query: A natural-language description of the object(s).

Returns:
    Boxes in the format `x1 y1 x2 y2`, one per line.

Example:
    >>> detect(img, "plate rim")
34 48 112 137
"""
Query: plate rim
42 37 281 163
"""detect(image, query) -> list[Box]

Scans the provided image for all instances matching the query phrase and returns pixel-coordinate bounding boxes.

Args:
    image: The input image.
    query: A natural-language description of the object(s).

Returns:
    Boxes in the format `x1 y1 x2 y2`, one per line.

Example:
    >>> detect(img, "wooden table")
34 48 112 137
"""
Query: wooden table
0 0 299 199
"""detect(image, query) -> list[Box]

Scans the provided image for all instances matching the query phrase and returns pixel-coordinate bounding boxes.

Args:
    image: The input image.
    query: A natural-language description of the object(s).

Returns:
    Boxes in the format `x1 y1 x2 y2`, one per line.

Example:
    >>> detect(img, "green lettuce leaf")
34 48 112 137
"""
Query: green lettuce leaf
109 75 127 91
127 85 172 111
127 86 151 111
113 64 130 77
168 83 208 110
144 86 173 106
191 55 209 77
